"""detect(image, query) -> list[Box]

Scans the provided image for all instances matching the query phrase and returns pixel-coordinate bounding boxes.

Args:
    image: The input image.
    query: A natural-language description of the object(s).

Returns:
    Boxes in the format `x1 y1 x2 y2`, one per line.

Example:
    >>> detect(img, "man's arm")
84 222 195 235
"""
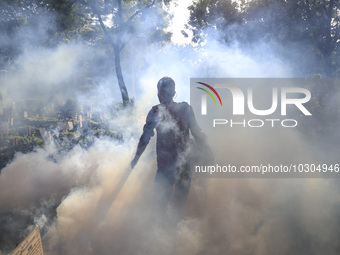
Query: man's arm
189 105 206 143
131 109 156 169
189 105 214 161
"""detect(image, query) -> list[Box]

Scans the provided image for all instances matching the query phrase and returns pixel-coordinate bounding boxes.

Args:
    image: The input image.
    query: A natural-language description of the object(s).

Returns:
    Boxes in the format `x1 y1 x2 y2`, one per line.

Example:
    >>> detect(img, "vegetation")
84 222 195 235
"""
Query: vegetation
1 0 339 170
0 109 125 171
188 0 340 77
0 0 172 104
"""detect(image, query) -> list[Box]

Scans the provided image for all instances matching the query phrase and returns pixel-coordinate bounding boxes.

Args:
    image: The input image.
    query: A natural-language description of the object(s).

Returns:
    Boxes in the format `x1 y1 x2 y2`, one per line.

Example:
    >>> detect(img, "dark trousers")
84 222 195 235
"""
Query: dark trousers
153 164 191 217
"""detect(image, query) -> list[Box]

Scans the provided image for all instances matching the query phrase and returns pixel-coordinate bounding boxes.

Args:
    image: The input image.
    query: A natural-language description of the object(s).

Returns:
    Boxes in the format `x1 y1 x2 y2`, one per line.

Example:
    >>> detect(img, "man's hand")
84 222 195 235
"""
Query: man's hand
130 156 139 169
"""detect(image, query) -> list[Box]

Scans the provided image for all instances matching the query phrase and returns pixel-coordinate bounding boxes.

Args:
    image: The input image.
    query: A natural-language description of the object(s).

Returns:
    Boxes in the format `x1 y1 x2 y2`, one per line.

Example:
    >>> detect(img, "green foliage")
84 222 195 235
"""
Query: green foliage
57 109 73 121
188 0 340 77
0 132 44 170
188 0 242 44
0 116 124 171
0 0 174 104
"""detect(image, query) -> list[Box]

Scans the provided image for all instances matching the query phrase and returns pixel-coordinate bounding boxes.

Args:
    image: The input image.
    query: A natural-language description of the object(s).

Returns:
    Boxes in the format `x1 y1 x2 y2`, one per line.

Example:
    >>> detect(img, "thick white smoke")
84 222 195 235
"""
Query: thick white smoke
1 4 340 255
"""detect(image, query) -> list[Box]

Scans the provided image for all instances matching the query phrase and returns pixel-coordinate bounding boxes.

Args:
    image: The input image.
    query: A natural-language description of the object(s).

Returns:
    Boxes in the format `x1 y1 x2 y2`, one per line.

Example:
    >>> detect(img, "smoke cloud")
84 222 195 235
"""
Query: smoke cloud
1 2 340 255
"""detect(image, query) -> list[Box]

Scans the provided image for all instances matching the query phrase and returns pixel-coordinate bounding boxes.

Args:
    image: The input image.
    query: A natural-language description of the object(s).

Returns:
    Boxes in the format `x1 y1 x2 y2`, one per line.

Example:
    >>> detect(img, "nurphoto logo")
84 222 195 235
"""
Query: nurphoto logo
192 79 312 128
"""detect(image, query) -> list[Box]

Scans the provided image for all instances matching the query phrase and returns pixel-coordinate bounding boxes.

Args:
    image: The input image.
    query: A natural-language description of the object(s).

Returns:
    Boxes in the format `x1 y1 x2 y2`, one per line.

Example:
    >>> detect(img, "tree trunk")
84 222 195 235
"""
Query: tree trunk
90 0 156 105
91 4 130 105
114 44 130 105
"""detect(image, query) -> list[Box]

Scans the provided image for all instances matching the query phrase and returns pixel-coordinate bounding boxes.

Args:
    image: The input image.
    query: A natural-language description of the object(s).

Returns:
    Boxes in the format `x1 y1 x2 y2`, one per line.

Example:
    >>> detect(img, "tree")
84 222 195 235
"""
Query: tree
0 0 81 67
188 0 340 77
0 0 42 67
67 0 171 105
245 0 340 77
188 0 243 44
0 0 172 105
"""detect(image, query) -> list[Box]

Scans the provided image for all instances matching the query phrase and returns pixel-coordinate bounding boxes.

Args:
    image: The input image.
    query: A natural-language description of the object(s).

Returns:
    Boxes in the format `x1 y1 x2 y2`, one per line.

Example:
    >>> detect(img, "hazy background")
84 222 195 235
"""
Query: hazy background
0 0 340 254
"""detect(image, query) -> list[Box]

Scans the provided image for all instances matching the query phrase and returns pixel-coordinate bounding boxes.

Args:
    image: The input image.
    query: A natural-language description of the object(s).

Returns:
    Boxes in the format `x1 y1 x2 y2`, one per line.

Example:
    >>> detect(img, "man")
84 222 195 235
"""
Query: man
131 77 207 214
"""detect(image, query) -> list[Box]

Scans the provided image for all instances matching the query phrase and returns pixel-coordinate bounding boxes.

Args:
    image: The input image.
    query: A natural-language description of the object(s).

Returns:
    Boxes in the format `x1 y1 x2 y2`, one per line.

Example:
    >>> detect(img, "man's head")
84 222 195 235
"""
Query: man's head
157 77 176 103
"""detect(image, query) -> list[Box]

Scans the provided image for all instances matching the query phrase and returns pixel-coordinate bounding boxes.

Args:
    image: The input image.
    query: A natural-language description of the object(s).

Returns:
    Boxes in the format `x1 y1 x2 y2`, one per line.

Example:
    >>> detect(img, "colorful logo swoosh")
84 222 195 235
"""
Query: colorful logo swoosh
196 82 223 106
